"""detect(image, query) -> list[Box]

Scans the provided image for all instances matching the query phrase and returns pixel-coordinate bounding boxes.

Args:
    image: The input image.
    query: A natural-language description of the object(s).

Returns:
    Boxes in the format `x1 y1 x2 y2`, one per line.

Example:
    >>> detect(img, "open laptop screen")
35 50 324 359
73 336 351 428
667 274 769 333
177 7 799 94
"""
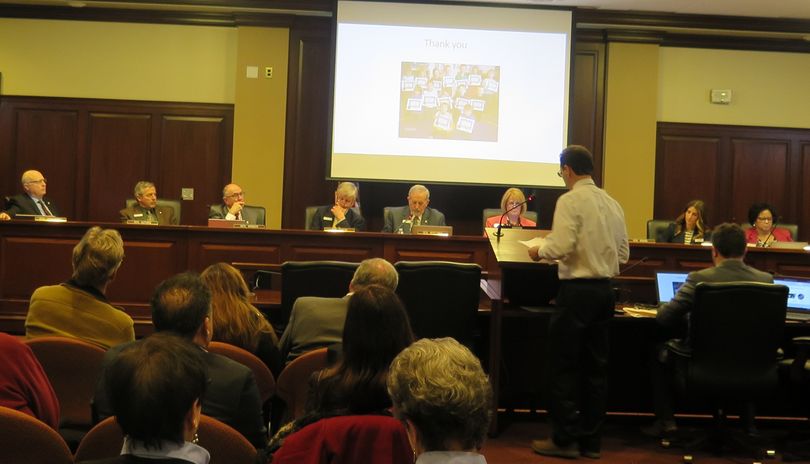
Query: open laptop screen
773 277 810 312
655 271 689 304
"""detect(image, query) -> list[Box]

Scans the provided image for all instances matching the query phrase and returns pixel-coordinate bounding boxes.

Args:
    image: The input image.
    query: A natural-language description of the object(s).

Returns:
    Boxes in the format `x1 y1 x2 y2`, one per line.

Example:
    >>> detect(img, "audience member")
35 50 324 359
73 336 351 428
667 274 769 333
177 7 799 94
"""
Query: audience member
645 223 773 437
388 337 493 463
209 183 265 226
309 181 366 231
201 263 281 376
658 200 708 244
93 272 267 448
0 332 60 430
382 184 446 233
119 181 177 225
266 285 414 456
78 333 210 464
0 169 61 220
484 187 536 233
25 226 134 349
746 202 793 247
278 258 399 364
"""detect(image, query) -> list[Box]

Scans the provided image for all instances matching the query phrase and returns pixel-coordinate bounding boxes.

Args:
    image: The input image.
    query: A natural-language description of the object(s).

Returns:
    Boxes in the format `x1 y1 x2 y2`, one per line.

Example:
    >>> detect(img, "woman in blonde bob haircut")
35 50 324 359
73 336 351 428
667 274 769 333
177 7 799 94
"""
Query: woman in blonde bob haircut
388 337 493 462
200 263 281 375
484 187 537 232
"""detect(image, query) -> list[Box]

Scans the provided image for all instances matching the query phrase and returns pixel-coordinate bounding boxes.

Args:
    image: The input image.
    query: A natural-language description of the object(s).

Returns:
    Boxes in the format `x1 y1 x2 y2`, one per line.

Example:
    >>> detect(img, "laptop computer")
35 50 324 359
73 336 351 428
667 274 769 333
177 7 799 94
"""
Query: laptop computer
411 224 453 236
773 276 810 321
654 271 690 305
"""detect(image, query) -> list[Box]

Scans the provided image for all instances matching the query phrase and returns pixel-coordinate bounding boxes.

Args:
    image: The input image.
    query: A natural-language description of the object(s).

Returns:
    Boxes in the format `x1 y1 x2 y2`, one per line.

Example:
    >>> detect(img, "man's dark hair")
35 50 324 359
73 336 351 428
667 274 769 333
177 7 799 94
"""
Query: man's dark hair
560 145 594 176
108 333 208 448
711 222 747 258
151 272 211 337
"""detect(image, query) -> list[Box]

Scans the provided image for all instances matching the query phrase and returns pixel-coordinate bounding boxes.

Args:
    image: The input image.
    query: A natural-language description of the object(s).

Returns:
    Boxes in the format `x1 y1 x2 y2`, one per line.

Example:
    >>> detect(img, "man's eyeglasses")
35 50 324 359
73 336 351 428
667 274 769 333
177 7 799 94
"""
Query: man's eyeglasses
227 191 245 198
26 179 46 185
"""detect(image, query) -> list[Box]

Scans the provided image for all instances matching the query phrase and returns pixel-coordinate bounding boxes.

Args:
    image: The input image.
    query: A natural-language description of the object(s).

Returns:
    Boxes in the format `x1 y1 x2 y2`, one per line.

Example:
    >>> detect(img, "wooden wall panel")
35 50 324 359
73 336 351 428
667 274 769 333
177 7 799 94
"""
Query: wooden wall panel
0 96 233 226
654 135 720 222
656 123 810 240
87 112 152 222
160 115 229 225
730 138 788 224
14 109 79 218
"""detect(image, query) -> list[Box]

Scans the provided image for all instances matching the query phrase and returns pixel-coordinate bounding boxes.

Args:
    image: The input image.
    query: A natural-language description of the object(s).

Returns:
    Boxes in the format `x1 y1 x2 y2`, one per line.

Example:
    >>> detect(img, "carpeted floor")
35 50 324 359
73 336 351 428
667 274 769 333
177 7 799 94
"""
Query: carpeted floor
480 412 810 464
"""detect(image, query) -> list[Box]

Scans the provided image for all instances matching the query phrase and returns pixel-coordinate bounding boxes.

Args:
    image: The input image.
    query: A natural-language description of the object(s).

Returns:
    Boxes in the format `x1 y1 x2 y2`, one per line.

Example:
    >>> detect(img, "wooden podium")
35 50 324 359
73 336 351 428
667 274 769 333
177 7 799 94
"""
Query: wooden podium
484 227 558 435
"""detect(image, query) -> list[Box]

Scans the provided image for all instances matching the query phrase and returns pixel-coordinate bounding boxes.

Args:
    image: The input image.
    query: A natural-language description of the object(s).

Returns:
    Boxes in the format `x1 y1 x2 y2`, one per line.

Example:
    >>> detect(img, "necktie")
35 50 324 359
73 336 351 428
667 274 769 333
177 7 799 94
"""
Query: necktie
413 216 421 226
38 200 53 216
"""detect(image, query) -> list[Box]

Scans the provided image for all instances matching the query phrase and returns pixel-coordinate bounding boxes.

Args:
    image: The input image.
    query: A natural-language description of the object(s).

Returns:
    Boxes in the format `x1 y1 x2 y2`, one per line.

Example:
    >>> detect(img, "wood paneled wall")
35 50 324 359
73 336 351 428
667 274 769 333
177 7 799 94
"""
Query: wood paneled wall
655 122 810 240
0 96 233 225
281 18 608 235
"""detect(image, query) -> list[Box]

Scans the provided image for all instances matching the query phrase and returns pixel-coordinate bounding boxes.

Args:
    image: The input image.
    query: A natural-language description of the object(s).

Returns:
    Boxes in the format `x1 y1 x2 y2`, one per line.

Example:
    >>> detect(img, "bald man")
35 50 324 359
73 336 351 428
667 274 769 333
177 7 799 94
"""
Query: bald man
0 170 61 220
208 183 266 226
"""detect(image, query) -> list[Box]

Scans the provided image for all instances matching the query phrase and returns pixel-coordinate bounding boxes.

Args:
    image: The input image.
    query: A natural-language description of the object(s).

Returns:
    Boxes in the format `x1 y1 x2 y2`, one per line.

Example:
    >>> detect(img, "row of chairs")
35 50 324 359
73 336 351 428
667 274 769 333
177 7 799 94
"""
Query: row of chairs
304 205 538 231
269 260 482 347
8 336 332 463
646 219 800 241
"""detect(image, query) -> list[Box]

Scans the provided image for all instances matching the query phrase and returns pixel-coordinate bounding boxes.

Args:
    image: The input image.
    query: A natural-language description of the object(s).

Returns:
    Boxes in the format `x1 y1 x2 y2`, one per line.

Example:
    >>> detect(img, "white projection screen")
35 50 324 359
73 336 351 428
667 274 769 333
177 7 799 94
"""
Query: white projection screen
329 0 572 188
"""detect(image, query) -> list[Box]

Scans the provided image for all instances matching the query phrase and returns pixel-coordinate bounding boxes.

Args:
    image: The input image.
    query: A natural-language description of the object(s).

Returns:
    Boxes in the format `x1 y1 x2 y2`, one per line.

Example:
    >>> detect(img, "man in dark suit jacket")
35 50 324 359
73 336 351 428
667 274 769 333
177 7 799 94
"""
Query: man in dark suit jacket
93 272 267 448
646 223 773 437
278 258 398 364
119 181 177 225
381 184 446 233
208 183 266 226
0 170 61 220
309 181 366 231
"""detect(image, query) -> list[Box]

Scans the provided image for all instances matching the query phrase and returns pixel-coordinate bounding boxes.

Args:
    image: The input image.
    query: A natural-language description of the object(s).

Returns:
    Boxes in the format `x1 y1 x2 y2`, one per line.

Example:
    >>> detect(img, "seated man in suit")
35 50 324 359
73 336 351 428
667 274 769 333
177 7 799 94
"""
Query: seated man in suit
119 181 177 225
25 226 134 350
278 258 398 364
93 272 267 448
381 184 446 233
209 183 265 226
309 181 365 231
645 222 773 437
0 170 61 220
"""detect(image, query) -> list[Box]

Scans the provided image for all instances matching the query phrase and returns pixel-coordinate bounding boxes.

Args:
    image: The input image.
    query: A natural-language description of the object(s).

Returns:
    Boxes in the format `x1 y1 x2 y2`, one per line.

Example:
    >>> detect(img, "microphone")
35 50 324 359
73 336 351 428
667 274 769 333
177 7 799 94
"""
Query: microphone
619 256 648 275
396 215 413 234
494 194 535 240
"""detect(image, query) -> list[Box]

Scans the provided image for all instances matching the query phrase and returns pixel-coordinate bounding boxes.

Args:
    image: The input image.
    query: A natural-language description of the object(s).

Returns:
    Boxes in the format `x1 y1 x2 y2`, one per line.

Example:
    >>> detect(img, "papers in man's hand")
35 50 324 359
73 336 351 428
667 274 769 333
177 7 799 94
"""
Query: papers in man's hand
519 236 546 248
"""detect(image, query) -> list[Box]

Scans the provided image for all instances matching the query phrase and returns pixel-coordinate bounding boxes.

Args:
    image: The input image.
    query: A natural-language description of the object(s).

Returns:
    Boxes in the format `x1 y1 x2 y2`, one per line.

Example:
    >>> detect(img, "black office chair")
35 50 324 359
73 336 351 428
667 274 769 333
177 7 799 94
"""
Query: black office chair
304 206 320 230
394 261 482 348
124 198 182 224
779 336 810 461
647 219 674 242
666 281 788 458
280 261 360 329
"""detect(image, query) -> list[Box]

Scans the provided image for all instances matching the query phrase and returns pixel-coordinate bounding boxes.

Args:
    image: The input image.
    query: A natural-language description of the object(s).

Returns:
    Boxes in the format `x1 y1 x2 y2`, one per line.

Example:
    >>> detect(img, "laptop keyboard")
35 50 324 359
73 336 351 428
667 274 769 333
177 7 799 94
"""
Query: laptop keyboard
786 311 810 322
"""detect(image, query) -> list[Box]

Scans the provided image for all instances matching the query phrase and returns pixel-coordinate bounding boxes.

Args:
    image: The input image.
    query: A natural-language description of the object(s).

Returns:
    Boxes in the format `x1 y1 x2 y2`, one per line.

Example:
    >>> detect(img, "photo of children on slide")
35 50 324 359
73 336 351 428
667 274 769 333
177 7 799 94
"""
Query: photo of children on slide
399 62 500 142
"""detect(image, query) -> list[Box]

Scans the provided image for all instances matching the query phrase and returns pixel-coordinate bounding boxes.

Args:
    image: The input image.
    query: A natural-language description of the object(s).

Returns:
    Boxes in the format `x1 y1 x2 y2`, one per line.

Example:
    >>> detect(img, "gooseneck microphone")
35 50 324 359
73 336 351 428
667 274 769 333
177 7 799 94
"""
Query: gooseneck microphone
494 194 535 240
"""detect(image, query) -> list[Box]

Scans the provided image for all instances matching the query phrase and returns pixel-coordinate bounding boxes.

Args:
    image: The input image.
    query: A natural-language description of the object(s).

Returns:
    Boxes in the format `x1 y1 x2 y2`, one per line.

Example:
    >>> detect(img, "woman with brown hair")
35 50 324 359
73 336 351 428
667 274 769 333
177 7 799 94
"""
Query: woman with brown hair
658 200 708 244
200 263 281 376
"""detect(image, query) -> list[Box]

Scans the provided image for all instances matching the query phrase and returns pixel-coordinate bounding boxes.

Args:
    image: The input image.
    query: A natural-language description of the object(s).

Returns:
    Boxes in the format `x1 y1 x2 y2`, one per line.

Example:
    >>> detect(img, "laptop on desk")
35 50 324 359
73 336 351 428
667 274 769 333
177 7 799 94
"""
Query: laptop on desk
655 271 690 306
773 276 810 321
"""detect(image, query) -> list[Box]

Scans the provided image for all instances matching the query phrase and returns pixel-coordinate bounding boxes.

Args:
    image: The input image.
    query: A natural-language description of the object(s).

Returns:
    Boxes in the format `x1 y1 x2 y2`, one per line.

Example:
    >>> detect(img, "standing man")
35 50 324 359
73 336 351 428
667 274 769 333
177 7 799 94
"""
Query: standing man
527 145 629 459
120 181 177 225
0 170 61 220
382 184 446 233
309 181 366 231
209 183 266 226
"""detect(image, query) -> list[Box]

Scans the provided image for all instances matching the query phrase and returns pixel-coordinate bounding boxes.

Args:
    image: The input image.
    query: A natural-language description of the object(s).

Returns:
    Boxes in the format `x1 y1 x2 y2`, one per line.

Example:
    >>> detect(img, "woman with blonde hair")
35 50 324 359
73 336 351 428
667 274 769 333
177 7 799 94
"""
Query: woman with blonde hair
200 263 281 376
484 187 536 233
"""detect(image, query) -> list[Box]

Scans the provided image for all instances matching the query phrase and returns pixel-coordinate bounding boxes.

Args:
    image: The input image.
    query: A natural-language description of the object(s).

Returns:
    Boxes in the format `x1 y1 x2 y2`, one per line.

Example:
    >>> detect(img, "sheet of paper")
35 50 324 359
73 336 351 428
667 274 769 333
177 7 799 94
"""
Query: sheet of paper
519 236 546 248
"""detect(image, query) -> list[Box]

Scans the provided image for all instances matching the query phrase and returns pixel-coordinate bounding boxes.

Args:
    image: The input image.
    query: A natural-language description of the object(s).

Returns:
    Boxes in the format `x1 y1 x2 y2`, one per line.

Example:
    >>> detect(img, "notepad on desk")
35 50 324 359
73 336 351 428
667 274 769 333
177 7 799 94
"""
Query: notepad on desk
622 306 658 318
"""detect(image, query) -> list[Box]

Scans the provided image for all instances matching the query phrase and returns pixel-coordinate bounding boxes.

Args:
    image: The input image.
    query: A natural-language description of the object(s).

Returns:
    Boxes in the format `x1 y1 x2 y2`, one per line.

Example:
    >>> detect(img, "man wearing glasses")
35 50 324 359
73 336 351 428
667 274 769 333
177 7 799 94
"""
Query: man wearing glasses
209 183 266 226
309 181 366 231
0 170 61 220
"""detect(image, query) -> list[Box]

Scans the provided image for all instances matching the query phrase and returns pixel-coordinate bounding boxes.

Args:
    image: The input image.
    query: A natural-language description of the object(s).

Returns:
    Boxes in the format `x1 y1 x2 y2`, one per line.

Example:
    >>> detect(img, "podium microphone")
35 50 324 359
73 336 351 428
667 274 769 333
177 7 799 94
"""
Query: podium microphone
494 194 535 241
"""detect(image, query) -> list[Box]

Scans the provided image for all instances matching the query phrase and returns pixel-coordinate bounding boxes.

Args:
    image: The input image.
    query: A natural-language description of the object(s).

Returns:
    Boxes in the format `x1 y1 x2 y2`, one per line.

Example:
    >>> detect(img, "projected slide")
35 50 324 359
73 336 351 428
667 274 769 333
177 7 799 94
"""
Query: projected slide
330 1 572 187
399 62 500 142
